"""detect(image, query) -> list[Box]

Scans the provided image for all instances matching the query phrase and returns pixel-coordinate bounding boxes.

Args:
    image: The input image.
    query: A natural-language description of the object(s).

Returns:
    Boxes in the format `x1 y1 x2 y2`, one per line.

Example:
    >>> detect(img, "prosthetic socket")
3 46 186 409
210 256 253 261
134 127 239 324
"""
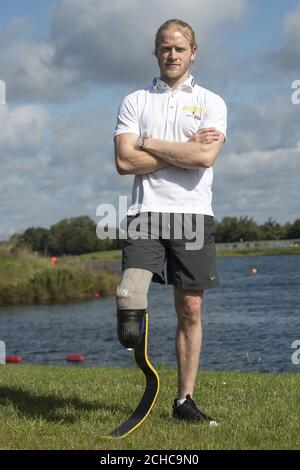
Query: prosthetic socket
117 309 145 349
116 269 152 349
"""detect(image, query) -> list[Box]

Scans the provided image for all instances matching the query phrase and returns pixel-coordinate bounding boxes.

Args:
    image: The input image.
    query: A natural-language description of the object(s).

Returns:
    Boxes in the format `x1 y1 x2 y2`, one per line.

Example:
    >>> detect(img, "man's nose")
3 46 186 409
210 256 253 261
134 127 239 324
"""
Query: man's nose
168 48 177 60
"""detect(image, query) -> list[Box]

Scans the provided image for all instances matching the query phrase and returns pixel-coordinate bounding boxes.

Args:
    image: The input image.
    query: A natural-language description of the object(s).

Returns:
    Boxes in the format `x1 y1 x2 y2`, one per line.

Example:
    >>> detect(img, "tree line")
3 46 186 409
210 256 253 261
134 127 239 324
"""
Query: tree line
215 216 300 243
11 215 300 256
13 216 121 256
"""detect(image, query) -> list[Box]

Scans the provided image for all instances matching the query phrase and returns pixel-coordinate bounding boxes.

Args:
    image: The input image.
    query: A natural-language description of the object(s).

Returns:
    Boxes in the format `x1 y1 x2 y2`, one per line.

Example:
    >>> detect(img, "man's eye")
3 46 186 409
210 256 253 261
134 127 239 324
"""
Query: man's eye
161 47 186 53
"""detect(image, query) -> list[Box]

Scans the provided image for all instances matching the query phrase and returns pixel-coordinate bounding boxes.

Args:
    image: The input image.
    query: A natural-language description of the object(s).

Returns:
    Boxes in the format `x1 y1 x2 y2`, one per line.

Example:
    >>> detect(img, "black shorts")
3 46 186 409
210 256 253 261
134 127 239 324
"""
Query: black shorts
121 212 219 291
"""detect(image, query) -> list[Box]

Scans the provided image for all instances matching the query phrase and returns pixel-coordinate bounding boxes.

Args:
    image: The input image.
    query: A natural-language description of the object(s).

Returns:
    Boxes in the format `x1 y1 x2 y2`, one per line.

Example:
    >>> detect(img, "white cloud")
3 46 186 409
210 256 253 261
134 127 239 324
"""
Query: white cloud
0 104 50 156
0 101 131 239
1 35 82 102
283 3 300 40
0 0 248 102
261 3 300 78
0 103 51 237
1 87 299 239
1 0 300 239
214 145 300 223
51 0 248 86
226 94 300 154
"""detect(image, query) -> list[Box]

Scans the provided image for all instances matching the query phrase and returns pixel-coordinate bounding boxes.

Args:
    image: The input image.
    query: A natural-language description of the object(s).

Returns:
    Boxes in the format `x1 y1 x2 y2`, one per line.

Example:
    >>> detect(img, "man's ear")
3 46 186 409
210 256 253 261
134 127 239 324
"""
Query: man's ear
191 45 197 61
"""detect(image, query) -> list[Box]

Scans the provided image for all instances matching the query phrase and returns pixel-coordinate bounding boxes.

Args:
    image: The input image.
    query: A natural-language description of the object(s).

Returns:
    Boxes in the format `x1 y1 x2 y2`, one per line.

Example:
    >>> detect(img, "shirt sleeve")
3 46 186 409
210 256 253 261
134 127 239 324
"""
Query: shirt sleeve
201 93 227 141
114 93 140 138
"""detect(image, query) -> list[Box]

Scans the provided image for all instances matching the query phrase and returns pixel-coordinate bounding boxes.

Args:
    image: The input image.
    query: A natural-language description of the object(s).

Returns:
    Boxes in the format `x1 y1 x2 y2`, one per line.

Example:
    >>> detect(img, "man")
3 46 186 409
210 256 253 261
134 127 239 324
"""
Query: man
114 19 227 424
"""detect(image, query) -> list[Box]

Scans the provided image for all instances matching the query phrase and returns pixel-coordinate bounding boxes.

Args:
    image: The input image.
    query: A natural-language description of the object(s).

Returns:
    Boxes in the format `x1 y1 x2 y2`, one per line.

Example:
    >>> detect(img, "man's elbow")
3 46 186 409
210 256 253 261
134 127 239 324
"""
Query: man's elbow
197 153 217 169
115 148 130 174
197 142 223 168
116 156 133 175
116 161 130 175
117 166 128 175
200 159 213 169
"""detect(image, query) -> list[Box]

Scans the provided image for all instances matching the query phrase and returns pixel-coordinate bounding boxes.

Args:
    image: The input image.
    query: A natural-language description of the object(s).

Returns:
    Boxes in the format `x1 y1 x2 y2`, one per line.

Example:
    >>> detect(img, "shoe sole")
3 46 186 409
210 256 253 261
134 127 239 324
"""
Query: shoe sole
172 416 219 426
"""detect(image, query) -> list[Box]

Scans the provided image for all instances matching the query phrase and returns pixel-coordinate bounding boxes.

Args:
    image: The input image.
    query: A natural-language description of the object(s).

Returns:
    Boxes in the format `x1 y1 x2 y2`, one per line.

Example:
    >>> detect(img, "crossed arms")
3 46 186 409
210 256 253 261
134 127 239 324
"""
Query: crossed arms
115 128 225 175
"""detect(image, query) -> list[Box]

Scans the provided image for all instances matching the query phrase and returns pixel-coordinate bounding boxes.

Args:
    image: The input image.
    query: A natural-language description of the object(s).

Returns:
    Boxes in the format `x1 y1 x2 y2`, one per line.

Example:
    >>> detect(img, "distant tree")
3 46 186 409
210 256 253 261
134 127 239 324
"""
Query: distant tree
238 216 262 241
47 216 99 255
14 215 122 256
94 228 122 251
281 222 292 240
215 216 262 242
215 217 238 243
18 213 300 255
19 227 49 253
285 219 300 239
259 218 283 240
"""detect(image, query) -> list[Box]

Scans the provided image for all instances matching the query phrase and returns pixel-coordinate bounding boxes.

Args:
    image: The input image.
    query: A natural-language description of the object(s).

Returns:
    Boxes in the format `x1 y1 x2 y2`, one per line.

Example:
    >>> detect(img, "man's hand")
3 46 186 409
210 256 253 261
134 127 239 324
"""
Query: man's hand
189 128 224 145
143 127 225 169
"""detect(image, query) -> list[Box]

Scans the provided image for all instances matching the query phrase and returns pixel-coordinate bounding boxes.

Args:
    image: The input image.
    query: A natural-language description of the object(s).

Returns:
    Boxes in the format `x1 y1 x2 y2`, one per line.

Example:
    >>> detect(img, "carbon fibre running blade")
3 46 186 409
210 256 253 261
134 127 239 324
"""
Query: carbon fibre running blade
101 313 160 439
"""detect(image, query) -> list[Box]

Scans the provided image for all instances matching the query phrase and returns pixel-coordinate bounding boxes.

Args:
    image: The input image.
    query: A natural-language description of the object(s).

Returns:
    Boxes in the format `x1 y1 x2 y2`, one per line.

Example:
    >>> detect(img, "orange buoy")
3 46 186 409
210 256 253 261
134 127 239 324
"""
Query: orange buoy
66 354 85 363
6 355 22 363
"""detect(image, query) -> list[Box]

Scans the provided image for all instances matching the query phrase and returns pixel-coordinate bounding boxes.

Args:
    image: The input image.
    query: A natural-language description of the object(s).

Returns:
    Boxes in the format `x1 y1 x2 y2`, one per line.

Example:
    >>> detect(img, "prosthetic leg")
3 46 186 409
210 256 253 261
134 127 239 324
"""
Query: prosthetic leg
102 269 160 439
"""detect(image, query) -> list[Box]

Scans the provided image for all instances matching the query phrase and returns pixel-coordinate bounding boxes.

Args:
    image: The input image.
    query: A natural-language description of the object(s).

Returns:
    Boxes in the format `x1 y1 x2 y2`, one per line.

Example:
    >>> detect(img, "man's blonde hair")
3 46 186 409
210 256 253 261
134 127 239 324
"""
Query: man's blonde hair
155 19 197 56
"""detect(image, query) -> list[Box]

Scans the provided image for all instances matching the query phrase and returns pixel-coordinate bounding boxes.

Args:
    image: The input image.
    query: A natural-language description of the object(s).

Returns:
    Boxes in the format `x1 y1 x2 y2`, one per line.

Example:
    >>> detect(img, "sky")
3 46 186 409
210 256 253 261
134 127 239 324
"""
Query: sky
0 0 300 240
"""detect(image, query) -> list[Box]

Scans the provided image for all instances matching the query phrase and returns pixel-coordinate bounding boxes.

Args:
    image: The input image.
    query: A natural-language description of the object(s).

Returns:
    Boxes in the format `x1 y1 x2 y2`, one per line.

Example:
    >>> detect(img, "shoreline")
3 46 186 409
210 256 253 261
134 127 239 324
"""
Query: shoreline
216 245 300 257
1 245 299 307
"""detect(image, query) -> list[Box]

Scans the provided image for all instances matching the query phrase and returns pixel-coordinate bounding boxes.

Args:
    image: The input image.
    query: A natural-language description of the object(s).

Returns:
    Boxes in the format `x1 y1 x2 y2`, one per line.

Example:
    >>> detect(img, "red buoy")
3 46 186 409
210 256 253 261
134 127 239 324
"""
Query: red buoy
66 354 85 362
6 355 22 363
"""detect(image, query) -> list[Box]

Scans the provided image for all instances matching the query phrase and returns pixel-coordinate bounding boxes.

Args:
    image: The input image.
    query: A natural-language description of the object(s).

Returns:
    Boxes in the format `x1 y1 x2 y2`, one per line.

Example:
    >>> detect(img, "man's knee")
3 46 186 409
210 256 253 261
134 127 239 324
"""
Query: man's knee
116 268 152 349
175 293 203 325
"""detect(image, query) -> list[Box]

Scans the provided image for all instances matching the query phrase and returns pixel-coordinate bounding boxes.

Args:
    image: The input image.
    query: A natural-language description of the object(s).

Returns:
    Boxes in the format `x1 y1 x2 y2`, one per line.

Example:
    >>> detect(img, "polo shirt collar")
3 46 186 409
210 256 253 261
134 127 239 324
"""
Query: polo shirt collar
152 75 196 93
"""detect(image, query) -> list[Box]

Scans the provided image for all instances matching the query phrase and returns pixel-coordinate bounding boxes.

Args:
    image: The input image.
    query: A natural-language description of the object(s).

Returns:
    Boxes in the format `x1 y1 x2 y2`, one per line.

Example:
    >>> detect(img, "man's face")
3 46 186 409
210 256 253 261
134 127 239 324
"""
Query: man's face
155 29 196 84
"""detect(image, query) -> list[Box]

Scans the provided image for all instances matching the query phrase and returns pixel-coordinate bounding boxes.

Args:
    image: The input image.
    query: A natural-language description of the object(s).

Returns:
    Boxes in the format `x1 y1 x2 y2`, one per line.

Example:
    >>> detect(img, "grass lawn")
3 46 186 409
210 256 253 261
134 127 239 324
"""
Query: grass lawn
0 365 299 450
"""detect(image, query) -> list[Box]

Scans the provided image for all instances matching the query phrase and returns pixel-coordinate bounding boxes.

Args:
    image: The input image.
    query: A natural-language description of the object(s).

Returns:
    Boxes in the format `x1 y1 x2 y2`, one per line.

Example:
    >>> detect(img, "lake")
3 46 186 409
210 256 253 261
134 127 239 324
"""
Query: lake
0 254 299 372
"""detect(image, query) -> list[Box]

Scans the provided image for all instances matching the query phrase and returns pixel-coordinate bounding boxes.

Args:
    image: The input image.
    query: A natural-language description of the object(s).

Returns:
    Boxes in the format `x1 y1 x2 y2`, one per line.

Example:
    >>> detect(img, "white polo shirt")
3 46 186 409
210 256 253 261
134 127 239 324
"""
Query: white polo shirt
114 75 227 216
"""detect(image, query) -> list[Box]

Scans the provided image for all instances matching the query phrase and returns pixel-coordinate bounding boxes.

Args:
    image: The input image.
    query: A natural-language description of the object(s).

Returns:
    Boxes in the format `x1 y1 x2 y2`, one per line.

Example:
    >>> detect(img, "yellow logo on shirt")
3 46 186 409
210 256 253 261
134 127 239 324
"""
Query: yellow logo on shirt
182 105 202 114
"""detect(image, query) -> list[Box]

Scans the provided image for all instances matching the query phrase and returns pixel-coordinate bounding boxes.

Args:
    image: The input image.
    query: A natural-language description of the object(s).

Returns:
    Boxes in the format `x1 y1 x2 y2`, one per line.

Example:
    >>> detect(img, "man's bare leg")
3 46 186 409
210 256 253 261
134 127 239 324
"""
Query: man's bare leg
173 287 204 399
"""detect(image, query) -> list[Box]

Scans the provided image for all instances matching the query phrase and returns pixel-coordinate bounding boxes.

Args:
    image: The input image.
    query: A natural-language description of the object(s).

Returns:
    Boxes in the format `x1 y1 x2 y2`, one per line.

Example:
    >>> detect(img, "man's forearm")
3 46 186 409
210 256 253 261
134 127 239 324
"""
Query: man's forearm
143 138 213 169
117 147 171 175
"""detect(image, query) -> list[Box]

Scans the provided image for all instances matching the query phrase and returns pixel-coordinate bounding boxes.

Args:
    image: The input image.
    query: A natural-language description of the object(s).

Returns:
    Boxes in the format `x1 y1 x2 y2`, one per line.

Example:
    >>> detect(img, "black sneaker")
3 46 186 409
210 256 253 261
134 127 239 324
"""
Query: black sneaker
172 395 218 426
